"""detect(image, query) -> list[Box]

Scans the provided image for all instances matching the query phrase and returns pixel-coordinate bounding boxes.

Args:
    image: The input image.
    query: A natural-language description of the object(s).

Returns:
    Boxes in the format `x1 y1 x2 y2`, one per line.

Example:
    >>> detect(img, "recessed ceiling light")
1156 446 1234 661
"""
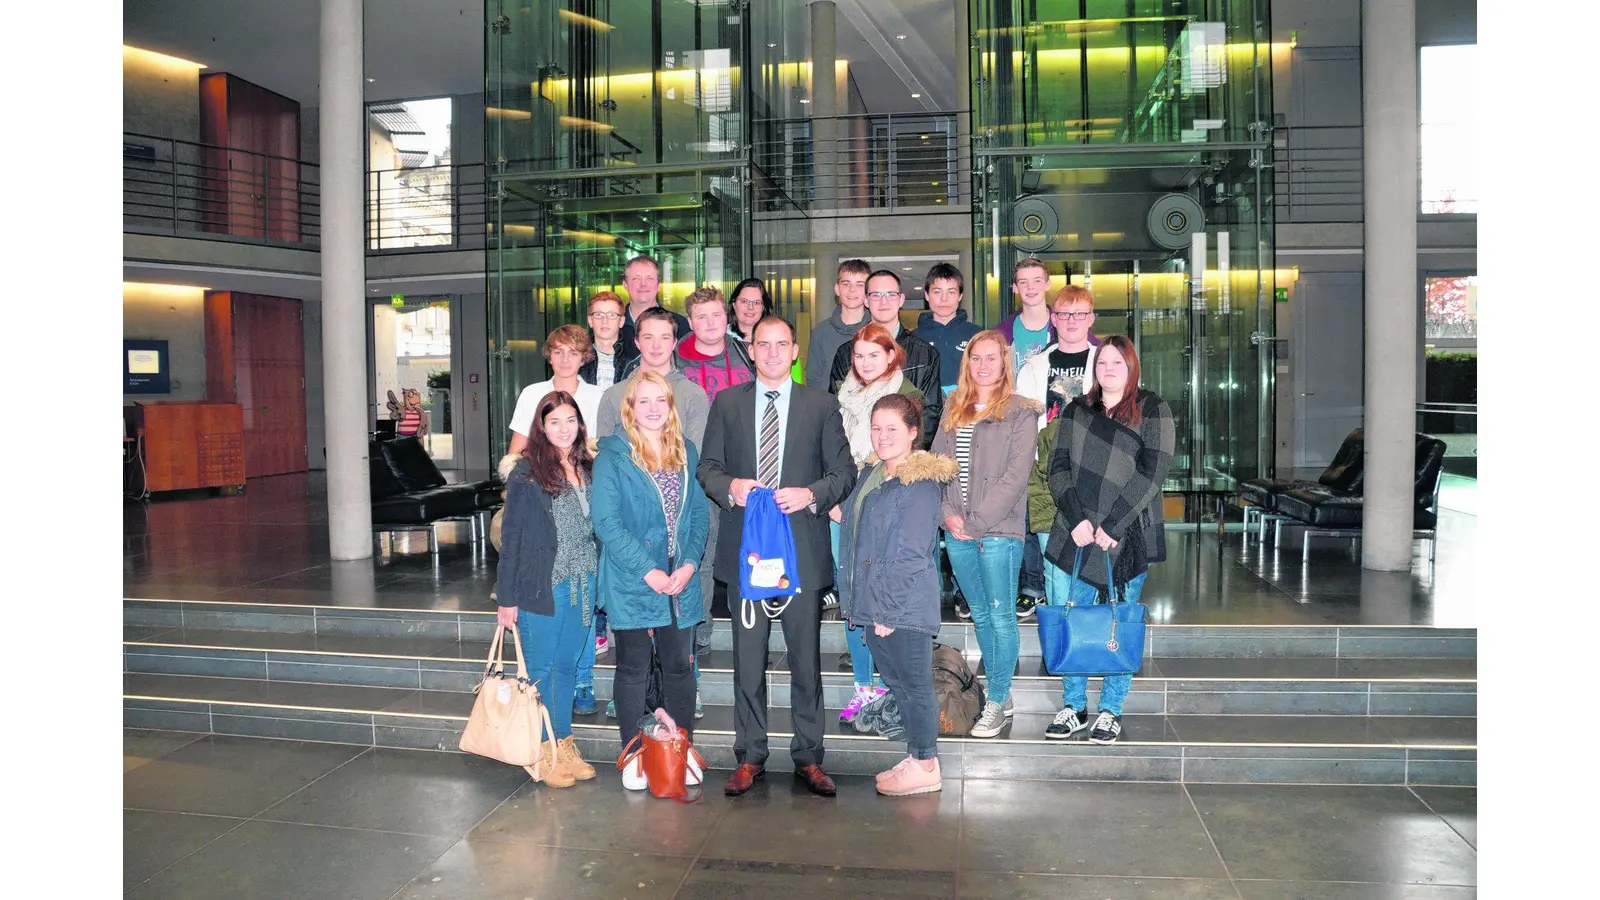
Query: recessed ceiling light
766 42 777 48
799 98 810 104
895 34 907 40
366 77 375 82
911 92 922 99
902 267 913 271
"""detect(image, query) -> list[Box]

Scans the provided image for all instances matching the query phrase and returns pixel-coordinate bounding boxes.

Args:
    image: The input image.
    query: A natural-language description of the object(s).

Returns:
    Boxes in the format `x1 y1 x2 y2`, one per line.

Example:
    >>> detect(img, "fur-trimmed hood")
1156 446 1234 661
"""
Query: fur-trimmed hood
1007 394 1044 417
890 450 957 485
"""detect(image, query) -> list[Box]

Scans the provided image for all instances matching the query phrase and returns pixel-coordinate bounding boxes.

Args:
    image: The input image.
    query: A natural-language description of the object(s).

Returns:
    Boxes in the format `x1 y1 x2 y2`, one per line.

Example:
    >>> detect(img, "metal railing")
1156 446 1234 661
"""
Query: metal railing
124 132 488 253
1271 125 1363 223
124 132 321 244
368 163 487 252
751 112 971 213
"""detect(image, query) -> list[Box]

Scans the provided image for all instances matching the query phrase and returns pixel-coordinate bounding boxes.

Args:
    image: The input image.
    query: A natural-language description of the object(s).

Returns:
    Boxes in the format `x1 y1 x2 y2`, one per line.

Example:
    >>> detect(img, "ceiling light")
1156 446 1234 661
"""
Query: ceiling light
799 98 811 104
766 42 777 48
895 34 907 40
902 267 913 271
366 77 375 83
123 45 207 69
911 92 922 99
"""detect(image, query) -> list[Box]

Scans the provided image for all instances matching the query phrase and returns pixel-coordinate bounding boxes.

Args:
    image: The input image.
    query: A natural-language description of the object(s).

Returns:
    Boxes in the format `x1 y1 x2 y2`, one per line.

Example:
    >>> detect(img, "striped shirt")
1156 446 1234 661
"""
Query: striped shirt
955 402 987 505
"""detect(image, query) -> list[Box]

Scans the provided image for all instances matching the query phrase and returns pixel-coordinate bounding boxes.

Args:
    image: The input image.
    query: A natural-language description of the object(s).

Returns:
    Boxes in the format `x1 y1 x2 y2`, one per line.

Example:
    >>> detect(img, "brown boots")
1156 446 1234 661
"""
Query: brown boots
527 735 597 788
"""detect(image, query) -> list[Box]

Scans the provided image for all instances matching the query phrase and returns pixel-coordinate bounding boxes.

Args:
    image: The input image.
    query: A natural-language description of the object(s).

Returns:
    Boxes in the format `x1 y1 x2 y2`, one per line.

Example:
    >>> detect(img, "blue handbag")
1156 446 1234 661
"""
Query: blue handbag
1036 548 1147 676
737 487 802 628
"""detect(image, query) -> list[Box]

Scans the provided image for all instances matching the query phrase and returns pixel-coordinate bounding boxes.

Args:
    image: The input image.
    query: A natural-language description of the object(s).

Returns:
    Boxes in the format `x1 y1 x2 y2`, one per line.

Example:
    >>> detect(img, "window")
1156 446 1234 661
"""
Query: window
1419 44 1477 214
1425 275 1477 341
367 98 454 248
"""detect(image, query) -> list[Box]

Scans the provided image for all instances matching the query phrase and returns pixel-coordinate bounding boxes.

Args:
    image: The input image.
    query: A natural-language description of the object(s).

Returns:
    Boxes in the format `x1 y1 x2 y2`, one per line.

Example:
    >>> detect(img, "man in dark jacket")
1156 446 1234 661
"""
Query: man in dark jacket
827 269 944 446
698 315 857 798
912 263 981 397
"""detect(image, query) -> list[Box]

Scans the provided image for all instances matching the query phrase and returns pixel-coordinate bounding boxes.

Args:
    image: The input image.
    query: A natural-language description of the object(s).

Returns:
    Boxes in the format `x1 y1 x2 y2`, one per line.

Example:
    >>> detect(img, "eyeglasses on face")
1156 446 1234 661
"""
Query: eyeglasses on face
590 311 622 321
1051 310 1092 321
867 291 901 301
734 298 764 308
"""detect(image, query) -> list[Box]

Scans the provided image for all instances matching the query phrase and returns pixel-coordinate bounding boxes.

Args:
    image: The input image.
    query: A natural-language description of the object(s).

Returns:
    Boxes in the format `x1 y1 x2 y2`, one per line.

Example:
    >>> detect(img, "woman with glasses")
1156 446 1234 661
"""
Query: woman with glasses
728 278 773 344
1039 335 1174 744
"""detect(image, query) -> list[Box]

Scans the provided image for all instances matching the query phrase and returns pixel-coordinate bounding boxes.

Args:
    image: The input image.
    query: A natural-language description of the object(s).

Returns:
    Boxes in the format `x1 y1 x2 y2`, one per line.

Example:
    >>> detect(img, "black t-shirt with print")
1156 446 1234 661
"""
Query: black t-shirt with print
1044 347 1091 422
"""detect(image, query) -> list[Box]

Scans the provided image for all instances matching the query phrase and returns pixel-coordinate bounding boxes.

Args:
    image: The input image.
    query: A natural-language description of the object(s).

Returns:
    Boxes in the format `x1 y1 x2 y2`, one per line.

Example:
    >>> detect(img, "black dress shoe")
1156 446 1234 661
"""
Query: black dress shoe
795 764 837 797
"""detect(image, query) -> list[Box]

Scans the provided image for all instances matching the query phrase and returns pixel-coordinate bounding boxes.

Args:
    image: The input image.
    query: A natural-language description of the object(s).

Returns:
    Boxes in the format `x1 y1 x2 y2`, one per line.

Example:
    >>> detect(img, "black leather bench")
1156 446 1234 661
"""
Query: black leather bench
370 438 501 557
1238 427 1365 516
1275 434 1447 562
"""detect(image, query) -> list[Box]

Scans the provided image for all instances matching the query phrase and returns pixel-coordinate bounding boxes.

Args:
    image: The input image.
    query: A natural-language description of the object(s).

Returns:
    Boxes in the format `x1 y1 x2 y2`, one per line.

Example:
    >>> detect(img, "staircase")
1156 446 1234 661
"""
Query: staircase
123 597 1475 786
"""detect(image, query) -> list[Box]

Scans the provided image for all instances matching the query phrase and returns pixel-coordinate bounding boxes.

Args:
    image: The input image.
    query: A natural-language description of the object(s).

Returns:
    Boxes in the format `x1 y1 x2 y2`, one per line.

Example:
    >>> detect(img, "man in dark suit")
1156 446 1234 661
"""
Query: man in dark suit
697 315 857 797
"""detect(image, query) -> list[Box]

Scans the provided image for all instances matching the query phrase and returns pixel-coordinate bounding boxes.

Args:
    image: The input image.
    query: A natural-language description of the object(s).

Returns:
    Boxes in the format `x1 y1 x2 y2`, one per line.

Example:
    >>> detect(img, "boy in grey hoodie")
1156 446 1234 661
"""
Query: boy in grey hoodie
803 258 872 387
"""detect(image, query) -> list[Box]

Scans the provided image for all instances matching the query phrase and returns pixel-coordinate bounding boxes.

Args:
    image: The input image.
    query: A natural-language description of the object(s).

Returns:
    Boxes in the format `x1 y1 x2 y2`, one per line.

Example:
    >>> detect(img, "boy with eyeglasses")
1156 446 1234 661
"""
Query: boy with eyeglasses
824 269 943 446
1017 285 1100 422
1014 285 1101 619
579 291 638 390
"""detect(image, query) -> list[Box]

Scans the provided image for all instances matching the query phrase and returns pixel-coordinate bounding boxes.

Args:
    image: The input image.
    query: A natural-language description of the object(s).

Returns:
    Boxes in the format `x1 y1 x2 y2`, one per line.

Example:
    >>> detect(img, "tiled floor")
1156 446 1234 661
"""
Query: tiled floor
124 729 1477 899
124 473 1477 627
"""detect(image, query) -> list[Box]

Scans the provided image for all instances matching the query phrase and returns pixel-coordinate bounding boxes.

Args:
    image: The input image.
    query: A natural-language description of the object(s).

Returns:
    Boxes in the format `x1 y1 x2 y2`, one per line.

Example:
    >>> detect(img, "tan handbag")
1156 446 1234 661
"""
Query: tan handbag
459 626 559 778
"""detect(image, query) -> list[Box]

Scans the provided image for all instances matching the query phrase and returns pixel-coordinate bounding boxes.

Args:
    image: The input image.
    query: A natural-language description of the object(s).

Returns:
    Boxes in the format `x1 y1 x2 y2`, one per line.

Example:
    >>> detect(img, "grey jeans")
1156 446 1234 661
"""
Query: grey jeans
695 505 719 657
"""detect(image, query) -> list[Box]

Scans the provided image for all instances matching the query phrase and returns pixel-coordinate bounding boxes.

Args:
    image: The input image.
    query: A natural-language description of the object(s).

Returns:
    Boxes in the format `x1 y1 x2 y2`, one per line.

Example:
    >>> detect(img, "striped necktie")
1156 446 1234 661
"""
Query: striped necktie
757 390 780 487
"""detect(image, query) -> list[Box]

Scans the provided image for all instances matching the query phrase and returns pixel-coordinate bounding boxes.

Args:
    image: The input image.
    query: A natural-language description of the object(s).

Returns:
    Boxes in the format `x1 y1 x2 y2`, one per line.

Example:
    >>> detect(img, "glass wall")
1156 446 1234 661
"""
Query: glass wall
969 0 1276 490
486 0 751 457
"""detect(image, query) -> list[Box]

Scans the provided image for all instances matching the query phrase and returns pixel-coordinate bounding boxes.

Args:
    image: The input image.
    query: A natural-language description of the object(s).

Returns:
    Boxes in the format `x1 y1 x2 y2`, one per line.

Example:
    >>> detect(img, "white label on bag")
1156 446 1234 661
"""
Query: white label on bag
496 681 512 704
751 557 785 588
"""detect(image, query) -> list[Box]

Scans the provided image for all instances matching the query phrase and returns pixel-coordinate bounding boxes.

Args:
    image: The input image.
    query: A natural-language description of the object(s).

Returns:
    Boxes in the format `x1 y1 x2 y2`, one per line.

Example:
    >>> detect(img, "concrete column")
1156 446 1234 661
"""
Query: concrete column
320 0 373 560
809 1 837 206
1360 0 1418 572
813 248 840 327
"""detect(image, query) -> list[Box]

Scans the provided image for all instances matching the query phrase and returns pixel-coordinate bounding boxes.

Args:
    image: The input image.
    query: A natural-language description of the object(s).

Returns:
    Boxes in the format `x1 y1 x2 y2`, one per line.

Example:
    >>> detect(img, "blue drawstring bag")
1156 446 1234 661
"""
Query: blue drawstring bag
738 487 802 628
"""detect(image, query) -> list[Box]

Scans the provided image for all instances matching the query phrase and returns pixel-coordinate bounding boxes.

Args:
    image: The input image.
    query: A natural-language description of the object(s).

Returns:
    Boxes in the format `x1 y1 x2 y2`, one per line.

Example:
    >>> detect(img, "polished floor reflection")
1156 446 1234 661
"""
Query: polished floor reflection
124 473 1476 627
124 729 1476 899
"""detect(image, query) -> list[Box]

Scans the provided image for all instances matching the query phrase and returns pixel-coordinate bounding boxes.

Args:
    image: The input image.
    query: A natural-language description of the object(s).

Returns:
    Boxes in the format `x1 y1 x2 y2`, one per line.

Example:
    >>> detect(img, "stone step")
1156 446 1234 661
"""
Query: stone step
123 628 1477 718
123 672 1474 786
124 597 1478 660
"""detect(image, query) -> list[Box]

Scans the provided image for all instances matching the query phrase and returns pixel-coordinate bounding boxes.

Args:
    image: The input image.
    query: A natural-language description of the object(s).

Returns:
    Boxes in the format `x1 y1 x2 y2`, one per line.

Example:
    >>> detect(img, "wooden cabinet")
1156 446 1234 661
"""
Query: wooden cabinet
126 402 246 493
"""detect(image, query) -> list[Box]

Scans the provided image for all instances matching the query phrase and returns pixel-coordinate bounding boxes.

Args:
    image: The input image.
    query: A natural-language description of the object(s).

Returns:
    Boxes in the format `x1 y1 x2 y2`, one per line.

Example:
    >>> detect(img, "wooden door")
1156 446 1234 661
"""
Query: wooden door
231 294 307 477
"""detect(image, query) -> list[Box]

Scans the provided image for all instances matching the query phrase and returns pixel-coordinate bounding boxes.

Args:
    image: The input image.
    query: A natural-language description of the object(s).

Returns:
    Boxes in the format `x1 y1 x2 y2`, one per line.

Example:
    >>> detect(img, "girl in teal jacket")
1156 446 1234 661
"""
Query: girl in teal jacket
590 372 709 788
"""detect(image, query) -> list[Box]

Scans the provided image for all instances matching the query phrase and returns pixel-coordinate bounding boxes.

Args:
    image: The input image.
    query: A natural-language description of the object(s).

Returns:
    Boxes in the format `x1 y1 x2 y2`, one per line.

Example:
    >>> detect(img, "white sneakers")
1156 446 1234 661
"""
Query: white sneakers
621 751 703 789
621 756 648 791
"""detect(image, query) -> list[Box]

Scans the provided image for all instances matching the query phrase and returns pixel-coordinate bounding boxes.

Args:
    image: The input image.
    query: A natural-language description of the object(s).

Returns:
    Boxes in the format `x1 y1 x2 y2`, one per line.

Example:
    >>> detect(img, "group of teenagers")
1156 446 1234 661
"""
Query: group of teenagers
492 254 1175 798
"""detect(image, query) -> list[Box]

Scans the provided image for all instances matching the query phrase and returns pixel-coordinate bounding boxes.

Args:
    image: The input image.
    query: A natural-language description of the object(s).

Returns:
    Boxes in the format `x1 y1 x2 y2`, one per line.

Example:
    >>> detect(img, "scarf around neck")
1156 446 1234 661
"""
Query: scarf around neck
838 369 905 463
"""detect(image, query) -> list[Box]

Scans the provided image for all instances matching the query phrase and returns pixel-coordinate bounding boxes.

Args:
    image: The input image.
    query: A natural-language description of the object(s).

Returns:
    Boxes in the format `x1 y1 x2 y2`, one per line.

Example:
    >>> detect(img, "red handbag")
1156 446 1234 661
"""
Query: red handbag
618 728 706 803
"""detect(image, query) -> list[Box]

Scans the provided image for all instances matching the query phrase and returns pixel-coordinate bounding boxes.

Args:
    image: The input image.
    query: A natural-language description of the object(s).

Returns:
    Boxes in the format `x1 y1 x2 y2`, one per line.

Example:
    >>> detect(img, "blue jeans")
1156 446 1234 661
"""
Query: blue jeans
1040 535 1146 717
516 575 593 739
944 534 1022 703
833 520 879 688
866 629 939 760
